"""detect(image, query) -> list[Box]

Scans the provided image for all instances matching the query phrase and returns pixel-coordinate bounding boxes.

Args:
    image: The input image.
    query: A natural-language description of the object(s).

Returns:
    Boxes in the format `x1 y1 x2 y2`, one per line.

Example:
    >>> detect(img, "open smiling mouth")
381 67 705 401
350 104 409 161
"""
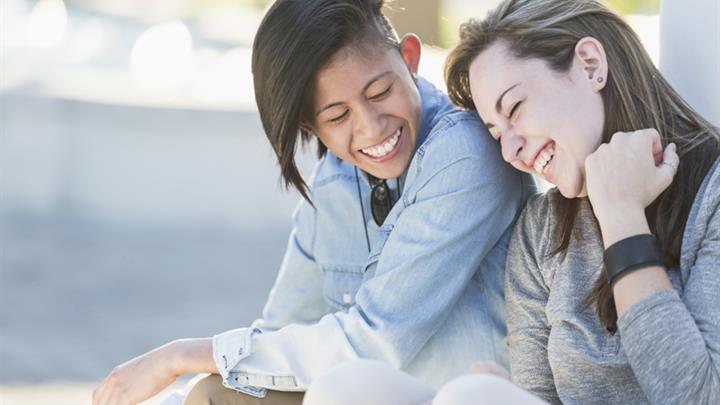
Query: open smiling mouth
360 128 402 159
533 141 555 175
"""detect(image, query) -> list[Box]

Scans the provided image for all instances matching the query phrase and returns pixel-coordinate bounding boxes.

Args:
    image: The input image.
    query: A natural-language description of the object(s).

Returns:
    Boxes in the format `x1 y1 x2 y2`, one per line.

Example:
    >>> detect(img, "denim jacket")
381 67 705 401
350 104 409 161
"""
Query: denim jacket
212 78 535 397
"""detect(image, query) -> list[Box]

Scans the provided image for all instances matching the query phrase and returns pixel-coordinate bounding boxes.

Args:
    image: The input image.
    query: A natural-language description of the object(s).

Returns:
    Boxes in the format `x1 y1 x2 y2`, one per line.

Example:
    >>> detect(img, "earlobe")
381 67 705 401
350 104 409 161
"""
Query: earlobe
399 33 422 76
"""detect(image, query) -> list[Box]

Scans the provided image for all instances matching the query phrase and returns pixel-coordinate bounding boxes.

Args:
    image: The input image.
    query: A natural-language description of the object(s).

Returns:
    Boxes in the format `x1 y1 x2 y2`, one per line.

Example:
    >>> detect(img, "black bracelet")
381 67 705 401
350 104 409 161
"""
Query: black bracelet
603 234 664 285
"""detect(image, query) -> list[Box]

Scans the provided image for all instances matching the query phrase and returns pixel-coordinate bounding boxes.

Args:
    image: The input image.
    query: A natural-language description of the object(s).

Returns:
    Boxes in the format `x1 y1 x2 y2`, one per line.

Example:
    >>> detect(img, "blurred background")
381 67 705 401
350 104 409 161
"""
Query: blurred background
0 0 715 403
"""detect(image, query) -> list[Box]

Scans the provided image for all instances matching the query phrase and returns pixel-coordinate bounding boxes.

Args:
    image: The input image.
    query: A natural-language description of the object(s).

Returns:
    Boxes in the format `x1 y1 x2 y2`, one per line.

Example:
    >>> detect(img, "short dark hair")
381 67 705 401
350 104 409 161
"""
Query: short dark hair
252 0 399 201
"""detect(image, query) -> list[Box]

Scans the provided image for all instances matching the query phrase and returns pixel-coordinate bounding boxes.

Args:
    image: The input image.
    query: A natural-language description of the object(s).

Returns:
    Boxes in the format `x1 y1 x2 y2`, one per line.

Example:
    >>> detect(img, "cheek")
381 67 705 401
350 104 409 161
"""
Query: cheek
316 130 351 157
395 82 422 123
569 91 605 149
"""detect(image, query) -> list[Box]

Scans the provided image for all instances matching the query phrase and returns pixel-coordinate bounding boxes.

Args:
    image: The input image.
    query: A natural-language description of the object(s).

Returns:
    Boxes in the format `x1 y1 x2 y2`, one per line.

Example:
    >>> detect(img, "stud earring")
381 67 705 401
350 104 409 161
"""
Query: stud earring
597 76 604 83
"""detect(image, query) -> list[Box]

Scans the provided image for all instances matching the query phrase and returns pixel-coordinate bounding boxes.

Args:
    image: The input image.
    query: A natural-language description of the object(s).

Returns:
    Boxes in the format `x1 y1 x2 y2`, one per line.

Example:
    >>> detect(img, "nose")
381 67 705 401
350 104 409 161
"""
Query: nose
500 128 525 164
353 102 385 140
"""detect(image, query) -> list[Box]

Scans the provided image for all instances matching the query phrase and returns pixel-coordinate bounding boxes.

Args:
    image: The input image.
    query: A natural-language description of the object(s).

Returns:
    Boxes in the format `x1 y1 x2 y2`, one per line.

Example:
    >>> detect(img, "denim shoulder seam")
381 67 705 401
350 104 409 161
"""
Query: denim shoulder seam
412 155 482 197
414 112 481 172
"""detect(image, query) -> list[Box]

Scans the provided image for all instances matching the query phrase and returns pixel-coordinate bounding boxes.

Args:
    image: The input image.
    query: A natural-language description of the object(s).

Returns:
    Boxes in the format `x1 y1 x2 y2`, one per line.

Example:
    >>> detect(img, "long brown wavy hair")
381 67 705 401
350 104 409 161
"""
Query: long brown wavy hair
445 0 720 332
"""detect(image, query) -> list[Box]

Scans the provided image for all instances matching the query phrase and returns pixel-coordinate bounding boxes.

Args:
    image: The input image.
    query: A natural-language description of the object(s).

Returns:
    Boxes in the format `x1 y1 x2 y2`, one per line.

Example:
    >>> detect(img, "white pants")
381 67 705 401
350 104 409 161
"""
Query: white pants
302 359 547 405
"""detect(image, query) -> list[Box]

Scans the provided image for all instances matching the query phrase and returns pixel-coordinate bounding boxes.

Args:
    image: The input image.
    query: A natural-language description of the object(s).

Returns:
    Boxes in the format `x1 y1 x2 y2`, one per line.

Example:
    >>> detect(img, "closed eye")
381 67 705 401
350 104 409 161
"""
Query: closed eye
508 100 522 120
369 85 393 101
328 109 349 123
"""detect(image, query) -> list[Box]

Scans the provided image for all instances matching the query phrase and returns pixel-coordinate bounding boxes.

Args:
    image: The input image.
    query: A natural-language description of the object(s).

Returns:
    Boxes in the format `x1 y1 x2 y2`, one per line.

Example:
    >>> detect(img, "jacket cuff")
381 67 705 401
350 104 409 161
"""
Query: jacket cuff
212 321 267 398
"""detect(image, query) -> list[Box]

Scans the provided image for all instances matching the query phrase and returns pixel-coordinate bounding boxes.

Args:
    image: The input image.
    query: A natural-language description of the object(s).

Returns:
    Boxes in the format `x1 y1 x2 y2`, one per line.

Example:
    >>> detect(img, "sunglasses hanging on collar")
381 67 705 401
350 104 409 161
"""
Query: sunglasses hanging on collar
354 167 402 252
369 176 393 226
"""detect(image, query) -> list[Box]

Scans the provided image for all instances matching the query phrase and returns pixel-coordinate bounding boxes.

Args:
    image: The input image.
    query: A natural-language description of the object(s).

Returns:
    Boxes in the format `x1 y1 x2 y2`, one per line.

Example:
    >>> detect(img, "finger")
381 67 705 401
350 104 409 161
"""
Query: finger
99 380 117 405
110 390 127 405
93 381 109 405
106 385 122 405
610 130 631 140
652 143 664 165
104 386 117 405
649 130 664 164
92 385 102 405
656 143 679 187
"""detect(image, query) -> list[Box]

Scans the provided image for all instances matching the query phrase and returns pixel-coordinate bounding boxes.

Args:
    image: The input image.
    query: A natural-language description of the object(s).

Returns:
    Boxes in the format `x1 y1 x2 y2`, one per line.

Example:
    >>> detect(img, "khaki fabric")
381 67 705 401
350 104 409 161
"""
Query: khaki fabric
184 375 304 405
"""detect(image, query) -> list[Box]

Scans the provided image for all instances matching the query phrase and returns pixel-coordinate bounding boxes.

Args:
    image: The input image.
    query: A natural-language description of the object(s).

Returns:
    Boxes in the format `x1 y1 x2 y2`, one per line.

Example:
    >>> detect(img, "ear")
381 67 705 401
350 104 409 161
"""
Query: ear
573 37 608 92
299 121 314 134
399 33 422 77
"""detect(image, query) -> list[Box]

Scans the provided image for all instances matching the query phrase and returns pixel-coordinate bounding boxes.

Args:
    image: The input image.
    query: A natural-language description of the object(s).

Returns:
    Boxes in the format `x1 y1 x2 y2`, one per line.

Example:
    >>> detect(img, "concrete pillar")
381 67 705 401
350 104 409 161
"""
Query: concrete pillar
384 0 441 46
660 0 720 125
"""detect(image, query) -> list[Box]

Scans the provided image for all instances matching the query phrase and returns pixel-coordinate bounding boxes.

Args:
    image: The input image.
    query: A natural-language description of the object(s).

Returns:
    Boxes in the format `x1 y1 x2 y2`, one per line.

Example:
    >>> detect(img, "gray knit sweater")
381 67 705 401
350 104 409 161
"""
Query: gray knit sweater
506 159 720 405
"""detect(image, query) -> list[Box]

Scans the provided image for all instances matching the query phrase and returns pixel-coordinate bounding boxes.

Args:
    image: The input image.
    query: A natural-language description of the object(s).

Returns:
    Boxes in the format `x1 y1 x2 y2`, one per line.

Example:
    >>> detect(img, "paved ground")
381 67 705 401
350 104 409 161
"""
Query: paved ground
0 379 193 405
0 215 290 383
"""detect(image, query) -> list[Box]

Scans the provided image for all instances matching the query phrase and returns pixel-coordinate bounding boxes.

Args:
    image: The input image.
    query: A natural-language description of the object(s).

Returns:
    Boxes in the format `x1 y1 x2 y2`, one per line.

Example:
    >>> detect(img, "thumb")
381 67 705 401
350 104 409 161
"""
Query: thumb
651 132 664 165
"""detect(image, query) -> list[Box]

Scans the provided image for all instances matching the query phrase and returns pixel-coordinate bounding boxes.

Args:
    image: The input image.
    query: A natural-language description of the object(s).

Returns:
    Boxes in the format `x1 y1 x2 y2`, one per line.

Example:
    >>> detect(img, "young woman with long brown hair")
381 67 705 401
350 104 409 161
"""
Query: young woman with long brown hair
304 1 720 403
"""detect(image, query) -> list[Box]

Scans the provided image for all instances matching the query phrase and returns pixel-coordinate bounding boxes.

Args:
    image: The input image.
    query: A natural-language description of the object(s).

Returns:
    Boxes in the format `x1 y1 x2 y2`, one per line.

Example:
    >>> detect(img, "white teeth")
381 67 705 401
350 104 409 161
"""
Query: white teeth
533 143 555 175
362 129 401 158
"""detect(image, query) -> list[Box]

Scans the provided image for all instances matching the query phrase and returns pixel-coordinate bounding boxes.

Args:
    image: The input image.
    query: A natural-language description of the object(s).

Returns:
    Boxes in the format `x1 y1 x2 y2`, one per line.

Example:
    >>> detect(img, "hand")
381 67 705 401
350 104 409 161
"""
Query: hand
93 341 181 405
585 129 678 231
469 361 511 381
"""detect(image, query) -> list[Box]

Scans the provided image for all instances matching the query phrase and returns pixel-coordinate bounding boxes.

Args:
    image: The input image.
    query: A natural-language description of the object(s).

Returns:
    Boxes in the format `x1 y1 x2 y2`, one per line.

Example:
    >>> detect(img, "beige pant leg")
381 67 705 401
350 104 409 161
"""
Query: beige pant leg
184 375 304 405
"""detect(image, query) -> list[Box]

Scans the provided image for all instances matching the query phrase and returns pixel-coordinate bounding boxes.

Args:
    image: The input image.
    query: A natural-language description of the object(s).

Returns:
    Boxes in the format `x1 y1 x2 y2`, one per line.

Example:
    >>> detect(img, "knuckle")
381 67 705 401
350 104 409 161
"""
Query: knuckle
642 128 659 142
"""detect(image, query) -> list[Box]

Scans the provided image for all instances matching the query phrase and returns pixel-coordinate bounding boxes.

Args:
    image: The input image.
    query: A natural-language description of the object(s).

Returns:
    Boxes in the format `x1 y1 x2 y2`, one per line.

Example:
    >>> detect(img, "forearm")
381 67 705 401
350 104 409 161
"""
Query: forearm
617 290 720 403
595 205 672 316
167 338 218 376
600 207 720 402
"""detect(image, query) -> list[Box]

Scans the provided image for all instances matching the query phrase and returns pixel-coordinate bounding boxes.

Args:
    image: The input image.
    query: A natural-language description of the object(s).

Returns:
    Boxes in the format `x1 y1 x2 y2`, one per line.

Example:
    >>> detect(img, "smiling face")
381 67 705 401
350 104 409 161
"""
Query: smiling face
468 39 607 198
307 37 422 180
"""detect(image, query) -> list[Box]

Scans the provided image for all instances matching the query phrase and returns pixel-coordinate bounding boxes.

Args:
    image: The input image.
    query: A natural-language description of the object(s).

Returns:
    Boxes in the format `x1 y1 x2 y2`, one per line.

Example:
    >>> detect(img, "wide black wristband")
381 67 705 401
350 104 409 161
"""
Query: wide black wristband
603 234 664 285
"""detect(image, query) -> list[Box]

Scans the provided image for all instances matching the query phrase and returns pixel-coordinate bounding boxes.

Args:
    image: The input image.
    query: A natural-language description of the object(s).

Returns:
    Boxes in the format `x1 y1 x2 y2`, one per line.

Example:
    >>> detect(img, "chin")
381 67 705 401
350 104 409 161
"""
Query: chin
373 165 406 180
378 156 413 179
556 183 583 199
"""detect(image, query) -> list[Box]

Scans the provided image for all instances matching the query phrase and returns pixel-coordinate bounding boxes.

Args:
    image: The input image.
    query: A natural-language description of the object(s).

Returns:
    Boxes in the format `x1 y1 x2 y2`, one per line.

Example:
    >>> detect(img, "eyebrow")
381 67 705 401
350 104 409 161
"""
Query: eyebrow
486 82 520 130
315 71 394 117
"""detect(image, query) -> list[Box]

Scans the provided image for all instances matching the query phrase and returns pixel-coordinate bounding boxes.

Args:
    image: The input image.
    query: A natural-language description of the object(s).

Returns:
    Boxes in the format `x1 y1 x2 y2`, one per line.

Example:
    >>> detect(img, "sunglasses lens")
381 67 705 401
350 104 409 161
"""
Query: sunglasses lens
371 182 392 225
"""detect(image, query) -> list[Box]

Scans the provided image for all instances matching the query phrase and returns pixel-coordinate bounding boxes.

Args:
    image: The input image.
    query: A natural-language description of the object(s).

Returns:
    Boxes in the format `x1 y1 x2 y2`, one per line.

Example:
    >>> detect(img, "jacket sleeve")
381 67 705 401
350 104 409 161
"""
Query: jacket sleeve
255 199 334 332
616 185 720 404
212 146 526 395
505 198 562 405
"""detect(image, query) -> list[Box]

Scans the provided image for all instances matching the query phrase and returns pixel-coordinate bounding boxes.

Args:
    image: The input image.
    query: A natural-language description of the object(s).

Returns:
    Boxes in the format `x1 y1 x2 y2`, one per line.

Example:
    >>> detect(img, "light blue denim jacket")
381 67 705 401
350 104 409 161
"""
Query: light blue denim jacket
212 78 535 397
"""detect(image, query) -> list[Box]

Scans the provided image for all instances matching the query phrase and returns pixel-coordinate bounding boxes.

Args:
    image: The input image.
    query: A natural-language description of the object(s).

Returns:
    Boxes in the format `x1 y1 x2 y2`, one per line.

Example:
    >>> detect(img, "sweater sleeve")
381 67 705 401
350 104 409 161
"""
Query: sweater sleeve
506 196 562 405
617 179 720 404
